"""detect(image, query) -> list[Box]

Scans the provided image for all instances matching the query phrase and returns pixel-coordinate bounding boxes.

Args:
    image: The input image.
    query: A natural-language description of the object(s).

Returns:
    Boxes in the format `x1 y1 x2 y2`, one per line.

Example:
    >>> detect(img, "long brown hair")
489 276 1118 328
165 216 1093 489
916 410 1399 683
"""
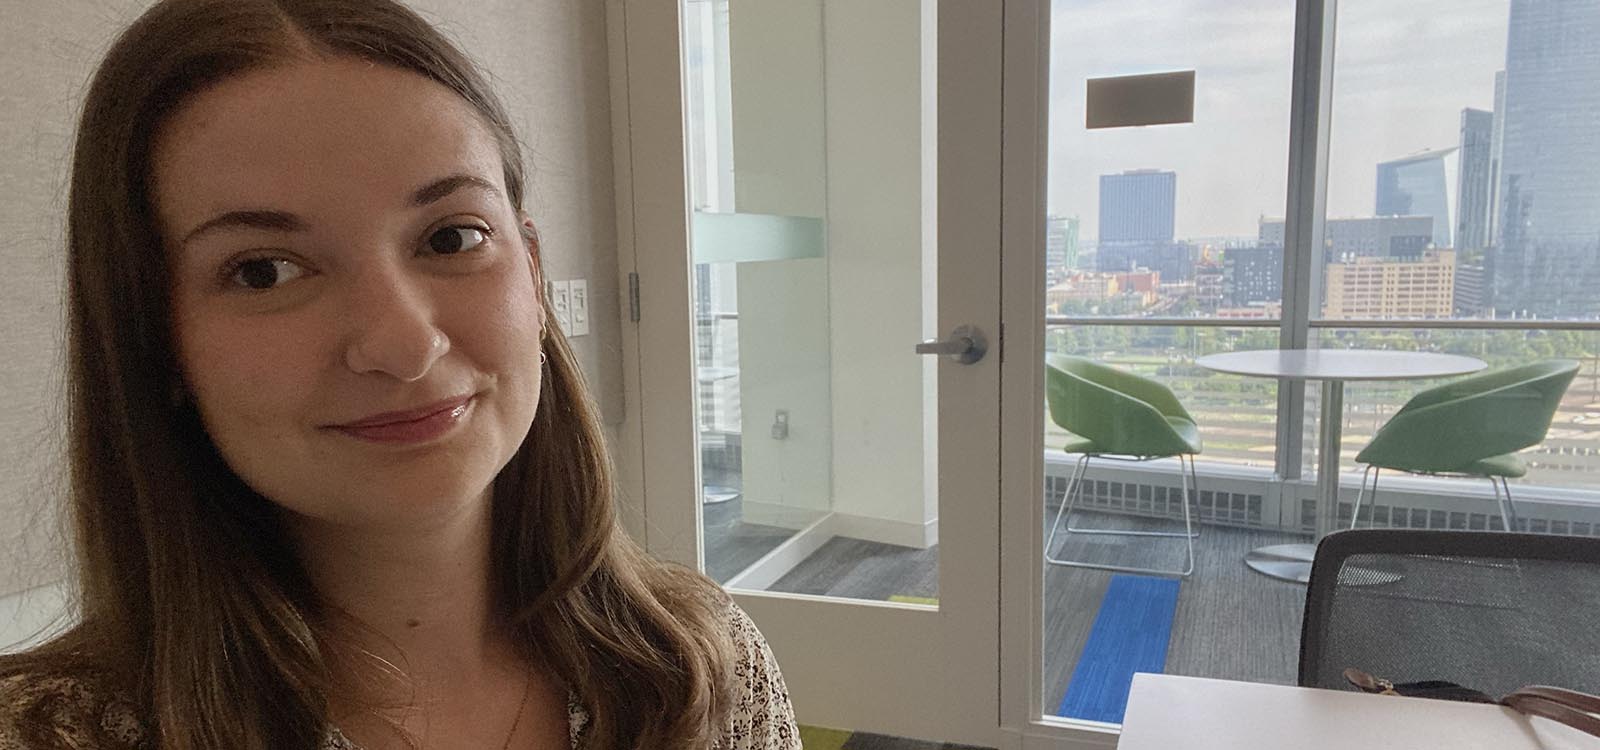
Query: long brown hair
1 1 734 747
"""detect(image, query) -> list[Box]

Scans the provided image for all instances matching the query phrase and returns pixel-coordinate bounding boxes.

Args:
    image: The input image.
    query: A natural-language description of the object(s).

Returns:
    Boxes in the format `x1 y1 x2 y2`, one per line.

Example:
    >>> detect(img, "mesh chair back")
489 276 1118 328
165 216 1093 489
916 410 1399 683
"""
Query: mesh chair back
1300 529 1600 697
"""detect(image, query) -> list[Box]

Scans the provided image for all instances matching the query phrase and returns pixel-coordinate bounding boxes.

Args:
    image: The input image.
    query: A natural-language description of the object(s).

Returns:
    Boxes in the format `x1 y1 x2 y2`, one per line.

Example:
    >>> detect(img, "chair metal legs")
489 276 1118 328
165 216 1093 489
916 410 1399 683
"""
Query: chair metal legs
1349 465 1521 532
1045 453 1197 577
1349 465 1379 530
1491 476 1520 532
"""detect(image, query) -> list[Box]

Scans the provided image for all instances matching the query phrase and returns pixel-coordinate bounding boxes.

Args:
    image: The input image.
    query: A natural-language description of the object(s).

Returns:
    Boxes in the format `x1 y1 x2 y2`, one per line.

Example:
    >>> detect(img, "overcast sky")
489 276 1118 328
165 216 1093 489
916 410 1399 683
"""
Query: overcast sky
1048 0 1510 242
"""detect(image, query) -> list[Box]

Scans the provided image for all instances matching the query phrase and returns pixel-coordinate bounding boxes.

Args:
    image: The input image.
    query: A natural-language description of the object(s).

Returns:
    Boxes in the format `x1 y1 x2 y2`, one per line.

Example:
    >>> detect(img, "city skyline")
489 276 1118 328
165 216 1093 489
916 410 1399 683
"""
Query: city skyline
1048 0 1509 241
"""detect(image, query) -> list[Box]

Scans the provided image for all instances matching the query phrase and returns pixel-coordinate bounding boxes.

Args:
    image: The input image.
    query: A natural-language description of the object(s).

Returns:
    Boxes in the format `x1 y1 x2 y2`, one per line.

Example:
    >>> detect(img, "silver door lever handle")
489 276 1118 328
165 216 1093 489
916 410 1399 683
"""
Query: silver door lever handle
915 325 987 364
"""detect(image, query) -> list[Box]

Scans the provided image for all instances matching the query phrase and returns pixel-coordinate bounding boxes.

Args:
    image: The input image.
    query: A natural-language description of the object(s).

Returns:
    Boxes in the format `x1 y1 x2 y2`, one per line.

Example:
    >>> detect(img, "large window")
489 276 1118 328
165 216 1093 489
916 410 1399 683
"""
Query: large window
1047 0 1600 487
1043 0 1600 728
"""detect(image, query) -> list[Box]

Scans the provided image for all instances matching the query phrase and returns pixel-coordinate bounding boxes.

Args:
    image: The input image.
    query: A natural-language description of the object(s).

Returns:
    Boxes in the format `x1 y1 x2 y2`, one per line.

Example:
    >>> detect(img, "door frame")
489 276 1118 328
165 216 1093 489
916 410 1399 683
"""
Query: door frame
605 0 1123 747
604 0 1006 745
994 1 1121 747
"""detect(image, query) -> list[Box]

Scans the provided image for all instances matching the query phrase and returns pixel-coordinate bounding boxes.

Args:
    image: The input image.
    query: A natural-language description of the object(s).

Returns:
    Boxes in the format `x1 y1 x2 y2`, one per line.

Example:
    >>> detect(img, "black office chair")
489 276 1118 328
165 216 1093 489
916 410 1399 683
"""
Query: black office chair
1299 529 1600 698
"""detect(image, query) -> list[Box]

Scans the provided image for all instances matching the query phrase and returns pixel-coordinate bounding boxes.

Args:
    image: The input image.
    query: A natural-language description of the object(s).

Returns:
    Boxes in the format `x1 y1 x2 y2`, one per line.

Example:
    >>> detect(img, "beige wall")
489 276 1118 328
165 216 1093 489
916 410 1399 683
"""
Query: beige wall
0 0 621 603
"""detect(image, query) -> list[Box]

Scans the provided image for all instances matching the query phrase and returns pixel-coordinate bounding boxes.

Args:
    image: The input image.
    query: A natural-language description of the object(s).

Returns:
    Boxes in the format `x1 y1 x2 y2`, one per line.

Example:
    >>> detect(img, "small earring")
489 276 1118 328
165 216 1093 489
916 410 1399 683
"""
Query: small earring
539 350 548 366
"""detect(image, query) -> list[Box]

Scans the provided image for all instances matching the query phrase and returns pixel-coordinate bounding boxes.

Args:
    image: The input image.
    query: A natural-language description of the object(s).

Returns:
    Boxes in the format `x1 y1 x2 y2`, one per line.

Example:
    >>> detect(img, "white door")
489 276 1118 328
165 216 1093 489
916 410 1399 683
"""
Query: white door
607 0 1007 744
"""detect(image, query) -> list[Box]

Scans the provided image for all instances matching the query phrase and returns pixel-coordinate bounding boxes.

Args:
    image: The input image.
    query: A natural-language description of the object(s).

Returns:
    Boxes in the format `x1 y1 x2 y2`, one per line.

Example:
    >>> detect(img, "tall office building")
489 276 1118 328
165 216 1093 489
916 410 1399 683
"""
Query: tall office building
1456 108 1495 253
1375 148 1457 250
1487 70 1507 249
1097 170 1187 280
1099 170 1176 243
1491 0 1600 318
1045 215 1081 270
1455 263 1489 317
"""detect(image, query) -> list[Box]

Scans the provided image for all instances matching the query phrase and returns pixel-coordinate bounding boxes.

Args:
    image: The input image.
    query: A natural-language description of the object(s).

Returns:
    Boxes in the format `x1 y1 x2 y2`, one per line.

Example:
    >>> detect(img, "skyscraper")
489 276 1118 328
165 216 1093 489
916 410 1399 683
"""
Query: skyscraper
1097 170 1189 280
1491 0 1600 318
1375 148 1457 250
1456 108 1494 252
1487 70 1507 248
1099 170 1176 243
1045 215 1081 270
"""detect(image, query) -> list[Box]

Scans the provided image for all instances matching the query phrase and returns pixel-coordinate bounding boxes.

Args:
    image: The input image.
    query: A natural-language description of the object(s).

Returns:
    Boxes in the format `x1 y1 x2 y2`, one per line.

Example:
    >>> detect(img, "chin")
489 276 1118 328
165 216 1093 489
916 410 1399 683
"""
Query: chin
271 470 498 530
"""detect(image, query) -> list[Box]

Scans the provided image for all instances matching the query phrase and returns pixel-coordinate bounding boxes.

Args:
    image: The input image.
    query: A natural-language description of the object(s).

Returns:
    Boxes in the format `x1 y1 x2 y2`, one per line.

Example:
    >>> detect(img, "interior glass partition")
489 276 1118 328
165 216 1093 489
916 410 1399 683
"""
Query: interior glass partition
684 0 945 604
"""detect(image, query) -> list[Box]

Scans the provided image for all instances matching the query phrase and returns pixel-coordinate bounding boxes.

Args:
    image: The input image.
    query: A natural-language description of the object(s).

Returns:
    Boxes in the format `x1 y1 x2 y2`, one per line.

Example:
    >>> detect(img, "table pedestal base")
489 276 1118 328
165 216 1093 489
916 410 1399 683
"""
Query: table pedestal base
1244 543 1315 583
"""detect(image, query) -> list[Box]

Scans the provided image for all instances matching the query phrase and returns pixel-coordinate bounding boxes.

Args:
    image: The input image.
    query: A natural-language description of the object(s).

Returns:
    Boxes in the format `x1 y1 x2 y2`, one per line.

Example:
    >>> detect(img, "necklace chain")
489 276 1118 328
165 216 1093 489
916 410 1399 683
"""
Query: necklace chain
369 671 532 750
501 671 533 750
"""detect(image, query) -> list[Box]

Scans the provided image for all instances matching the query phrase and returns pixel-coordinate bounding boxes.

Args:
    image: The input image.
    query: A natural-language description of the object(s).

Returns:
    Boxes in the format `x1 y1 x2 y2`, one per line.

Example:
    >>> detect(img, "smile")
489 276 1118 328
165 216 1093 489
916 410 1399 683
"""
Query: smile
327 396 474 446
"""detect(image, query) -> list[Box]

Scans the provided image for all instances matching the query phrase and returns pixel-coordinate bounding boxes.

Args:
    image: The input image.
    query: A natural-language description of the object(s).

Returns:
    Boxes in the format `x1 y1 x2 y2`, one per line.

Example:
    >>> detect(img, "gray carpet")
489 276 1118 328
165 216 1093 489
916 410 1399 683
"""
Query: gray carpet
702 496 795 584
1042 510 1307 710
769 537 938 599
715 508 1307 715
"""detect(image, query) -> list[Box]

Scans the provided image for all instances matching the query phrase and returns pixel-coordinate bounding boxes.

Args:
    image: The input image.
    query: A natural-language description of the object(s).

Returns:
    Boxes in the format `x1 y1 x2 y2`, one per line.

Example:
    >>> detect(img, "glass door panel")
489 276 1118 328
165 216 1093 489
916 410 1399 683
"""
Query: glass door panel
685 0 943 603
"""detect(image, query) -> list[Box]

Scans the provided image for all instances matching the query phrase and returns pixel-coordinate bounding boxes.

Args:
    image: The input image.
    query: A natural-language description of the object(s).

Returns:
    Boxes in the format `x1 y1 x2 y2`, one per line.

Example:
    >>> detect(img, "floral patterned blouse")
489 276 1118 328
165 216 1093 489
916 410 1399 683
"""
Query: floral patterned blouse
0 602 800 749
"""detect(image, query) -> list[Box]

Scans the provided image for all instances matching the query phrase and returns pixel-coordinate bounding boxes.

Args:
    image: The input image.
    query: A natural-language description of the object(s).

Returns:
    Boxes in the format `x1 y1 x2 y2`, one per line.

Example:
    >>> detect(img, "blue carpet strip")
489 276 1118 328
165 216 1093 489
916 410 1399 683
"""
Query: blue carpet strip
1055 574 1180 723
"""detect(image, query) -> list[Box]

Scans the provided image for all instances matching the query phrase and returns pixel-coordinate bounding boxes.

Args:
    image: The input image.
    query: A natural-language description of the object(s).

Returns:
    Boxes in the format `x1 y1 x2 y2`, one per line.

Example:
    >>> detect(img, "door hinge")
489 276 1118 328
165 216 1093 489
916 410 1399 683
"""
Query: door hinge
628 272 640 322
998 321 1005 364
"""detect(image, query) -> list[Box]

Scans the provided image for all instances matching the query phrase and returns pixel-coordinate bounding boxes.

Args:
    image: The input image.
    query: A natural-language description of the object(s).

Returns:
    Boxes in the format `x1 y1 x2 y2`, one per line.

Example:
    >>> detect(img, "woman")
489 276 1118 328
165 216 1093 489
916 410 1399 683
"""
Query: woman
0 1 799 748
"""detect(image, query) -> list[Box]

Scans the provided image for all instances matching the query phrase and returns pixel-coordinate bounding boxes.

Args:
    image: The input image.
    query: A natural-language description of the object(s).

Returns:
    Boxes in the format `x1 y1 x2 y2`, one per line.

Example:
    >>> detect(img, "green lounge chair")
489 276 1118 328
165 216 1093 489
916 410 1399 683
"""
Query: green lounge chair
1045 354 1202 577
1349 359 1579 532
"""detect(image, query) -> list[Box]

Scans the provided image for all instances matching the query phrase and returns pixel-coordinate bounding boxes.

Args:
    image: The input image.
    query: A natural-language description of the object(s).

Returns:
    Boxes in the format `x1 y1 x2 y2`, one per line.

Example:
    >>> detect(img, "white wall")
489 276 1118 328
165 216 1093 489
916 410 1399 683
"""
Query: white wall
725 0 937 546
0 582 73 655
0 0 623 608
822 1 936 544
728 0 834 527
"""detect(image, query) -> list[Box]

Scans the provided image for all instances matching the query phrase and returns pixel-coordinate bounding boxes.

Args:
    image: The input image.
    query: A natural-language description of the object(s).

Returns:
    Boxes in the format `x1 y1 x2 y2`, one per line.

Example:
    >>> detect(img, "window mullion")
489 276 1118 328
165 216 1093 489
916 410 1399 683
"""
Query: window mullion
1275 0 1337 482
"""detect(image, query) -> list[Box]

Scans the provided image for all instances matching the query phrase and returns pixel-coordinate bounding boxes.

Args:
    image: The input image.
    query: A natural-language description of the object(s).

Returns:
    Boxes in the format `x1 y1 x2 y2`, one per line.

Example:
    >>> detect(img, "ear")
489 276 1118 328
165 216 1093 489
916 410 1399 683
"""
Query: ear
519 215 541 265
520 215 547 327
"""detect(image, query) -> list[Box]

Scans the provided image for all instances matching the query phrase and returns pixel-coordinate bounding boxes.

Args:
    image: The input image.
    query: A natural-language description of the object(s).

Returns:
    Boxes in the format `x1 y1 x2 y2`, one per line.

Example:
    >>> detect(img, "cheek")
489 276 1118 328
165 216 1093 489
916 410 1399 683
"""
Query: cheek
175 309 324 442
461 269 545 384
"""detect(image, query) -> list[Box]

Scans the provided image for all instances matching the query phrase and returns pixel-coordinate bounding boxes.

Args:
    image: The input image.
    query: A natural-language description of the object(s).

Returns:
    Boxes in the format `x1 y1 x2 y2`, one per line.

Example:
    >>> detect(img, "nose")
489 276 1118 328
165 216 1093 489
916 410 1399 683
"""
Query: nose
341 262 450 382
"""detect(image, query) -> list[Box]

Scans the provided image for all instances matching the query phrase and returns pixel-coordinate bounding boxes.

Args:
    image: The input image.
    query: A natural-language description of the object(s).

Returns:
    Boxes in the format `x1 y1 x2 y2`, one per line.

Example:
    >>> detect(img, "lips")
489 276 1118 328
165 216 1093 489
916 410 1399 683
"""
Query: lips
327 395 475 445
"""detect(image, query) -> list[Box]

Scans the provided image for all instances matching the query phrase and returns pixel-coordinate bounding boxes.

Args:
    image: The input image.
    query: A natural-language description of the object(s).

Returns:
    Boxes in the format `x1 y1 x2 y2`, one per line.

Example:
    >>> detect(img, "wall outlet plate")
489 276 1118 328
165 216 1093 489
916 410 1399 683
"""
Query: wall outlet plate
570 279 590 336
551 280 572 332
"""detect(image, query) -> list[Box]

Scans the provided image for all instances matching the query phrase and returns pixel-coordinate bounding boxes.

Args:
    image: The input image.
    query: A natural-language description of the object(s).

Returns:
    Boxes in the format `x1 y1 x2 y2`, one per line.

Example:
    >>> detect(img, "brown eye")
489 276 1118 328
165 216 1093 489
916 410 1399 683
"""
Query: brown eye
228 257 307 291
427 225 490 255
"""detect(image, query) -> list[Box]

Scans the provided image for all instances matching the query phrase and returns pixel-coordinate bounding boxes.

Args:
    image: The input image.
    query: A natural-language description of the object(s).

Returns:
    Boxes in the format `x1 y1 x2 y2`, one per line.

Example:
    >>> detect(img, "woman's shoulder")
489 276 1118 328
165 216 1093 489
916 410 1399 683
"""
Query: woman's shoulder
711 599 801 750
0 666 146 749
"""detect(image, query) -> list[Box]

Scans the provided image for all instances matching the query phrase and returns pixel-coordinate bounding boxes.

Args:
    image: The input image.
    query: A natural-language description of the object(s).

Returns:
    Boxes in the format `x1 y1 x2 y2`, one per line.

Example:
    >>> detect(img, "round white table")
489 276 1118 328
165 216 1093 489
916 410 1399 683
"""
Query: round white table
1195 349 1487 583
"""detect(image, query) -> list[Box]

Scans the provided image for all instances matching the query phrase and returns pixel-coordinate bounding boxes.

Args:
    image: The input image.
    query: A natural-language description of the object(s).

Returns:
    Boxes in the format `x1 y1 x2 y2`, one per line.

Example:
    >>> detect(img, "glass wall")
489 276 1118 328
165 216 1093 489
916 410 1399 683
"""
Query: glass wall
1042 0 1600 729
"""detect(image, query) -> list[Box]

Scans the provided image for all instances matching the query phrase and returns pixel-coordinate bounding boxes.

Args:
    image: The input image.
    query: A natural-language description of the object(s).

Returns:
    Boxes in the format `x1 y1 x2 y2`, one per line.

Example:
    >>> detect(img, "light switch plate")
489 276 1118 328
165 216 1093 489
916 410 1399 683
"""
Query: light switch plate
551 280 572 333
569 279 589 336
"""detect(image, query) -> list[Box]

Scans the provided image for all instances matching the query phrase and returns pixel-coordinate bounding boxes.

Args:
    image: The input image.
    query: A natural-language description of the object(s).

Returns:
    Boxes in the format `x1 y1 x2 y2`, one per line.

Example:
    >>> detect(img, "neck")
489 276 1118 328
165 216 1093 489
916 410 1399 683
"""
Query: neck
290 493 521 709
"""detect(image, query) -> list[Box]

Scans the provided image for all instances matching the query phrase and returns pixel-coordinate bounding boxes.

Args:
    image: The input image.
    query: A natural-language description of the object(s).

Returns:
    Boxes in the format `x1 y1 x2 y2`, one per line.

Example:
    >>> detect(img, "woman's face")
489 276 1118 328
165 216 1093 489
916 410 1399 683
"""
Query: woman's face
154 57 544 530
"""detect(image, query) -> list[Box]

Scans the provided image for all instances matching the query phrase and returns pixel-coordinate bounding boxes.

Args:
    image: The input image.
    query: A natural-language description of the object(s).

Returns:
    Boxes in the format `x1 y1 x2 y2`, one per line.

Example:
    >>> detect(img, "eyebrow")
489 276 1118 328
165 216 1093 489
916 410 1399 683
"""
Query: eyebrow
179 173 504 248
